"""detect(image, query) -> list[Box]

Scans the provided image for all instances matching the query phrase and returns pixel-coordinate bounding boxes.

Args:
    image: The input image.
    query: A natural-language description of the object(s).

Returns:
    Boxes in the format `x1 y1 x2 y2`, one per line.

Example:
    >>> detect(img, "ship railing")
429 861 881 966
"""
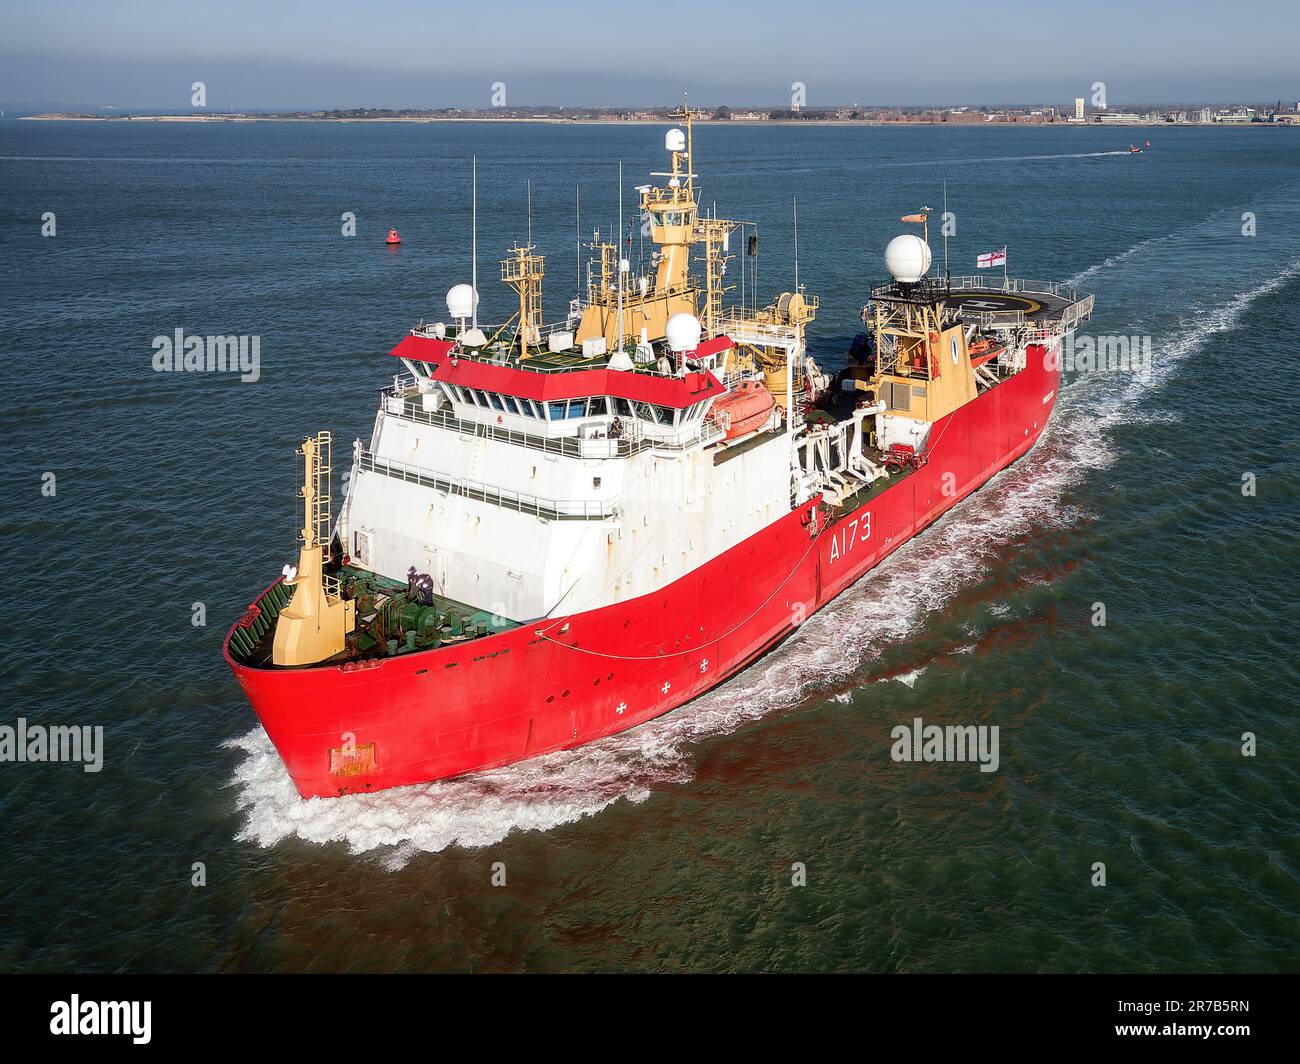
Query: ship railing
356 449 619 521
945 275 1081 302
385 395 641 458
1022 294 1096 342
380 385 723 458
413 321 692 377
870 276 1084 304
718 307 802 346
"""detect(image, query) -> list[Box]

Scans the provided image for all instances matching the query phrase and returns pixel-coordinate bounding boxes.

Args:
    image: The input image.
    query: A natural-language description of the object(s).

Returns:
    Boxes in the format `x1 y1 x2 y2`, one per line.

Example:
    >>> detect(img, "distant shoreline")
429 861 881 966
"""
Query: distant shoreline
17 113 1292 129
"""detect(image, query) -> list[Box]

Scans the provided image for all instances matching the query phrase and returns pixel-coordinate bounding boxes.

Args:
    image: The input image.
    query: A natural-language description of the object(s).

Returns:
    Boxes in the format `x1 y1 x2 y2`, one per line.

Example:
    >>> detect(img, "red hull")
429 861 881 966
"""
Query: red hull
226 346 1060 798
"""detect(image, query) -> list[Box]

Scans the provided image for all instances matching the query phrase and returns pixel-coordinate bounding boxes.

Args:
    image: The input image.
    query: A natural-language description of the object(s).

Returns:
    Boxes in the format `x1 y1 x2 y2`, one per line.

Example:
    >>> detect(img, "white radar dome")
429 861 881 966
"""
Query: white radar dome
665 128 686 153
884 234 932 284
445 283 479 320
665 312 702 353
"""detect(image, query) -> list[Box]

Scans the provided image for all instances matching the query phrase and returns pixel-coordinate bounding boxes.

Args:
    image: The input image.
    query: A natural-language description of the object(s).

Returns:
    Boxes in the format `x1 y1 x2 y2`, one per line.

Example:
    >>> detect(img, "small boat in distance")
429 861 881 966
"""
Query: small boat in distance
1128 145 1143 154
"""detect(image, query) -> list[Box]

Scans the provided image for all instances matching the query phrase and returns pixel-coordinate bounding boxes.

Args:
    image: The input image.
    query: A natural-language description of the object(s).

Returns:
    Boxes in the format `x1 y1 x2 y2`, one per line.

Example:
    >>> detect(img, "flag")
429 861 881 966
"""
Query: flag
976 247 1006 269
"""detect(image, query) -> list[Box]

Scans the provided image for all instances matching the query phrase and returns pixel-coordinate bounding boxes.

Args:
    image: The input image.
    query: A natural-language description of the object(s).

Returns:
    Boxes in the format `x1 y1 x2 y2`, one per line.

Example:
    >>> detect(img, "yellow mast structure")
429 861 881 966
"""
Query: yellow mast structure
574 102 708 350
272 431 356 667
500 244 545 358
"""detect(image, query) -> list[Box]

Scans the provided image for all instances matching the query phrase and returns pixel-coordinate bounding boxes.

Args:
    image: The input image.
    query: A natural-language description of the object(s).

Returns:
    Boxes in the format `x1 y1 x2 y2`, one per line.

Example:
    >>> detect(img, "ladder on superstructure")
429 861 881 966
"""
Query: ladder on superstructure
300 430 333 552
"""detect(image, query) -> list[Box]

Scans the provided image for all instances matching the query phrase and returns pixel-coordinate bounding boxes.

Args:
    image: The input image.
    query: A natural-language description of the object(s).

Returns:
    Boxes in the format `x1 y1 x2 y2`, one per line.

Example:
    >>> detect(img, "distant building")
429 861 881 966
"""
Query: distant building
1074 97 1085 120
944 110 986 123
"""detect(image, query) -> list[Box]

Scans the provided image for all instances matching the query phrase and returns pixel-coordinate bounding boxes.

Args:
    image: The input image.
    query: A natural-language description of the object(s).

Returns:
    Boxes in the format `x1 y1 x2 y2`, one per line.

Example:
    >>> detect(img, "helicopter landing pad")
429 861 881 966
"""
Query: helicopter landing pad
945 289 1070 323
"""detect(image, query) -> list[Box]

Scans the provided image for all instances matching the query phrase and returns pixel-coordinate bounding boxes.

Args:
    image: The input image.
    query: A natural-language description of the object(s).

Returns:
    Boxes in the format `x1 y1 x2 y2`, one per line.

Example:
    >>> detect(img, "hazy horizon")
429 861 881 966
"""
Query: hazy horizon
2 0 1297 113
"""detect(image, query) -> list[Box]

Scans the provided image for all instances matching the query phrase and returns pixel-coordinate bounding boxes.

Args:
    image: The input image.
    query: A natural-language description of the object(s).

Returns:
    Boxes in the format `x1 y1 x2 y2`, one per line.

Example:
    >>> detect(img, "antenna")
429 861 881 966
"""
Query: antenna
740 222 746 311
471 155 478 328
527 179 533 247
684 92 694 195
616 160 624 353
575 184 581 292
793 196 799 291
943 181 949 282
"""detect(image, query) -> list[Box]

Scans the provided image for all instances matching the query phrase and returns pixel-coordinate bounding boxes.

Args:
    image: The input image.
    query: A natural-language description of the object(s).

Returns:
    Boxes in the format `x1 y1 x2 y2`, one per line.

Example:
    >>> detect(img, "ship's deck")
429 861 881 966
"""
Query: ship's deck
869 276 1092 334
229 566 518 669
942 287 1074 324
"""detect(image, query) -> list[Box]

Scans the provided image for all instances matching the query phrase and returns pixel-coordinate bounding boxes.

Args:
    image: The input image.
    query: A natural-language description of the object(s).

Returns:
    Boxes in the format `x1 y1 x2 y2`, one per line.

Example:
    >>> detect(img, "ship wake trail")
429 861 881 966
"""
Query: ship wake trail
224 242 1300 868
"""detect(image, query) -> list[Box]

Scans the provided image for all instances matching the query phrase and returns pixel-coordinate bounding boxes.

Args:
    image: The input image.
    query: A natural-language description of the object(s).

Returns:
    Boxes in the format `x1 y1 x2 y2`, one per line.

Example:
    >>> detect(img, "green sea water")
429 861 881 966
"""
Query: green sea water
0 118 1296 972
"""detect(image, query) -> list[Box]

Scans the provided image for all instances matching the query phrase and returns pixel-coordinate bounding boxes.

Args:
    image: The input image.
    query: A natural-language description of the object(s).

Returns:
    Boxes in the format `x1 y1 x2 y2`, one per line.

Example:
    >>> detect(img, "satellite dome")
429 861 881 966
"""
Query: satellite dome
445 283 478 320
665 128 686 153
884 235 932 284
665 312 702 353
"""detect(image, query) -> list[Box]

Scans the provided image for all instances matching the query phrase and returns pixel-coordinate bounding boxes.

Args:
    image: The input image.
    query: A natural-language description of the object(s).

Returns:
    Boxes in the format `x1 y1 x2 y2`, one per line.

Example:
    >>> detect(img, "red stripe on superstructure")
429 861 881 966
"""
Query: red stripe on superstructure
388 334 730 409
694 336 732 358
391 335 458 362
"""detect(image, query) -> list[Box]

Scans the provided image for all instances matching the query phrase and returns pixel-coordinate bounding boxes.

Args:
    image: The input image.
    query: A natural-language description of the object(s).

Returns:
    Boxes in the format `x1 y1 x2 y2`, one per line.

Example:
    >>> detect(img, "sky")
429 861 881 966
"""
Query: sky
1 0 1297 112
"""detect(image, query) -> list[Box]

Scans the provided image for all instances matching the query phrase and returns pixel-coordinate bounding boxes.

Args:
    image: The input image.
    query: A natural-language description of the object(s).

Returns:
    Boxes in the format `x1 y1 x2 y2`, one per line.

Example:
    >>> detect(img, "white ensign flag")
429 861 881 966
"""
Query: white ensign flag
976 248 1007 269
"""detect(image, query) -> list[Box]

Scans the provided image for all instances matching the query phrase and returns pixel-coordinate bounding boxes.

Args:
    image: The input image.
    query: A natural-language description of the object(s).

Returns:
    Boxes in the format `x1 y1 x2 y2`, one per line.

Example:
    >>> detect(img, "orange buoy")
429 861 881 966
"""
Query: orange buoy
385 228 401 245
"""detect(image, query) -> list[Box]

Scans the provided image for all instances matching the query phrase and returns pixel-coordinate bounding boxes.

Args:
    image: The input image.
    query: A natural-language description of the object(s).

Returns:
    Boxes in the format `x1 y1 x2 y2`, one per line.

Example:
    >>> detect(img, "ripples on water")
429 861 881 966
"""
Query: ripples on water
2 122 1297 971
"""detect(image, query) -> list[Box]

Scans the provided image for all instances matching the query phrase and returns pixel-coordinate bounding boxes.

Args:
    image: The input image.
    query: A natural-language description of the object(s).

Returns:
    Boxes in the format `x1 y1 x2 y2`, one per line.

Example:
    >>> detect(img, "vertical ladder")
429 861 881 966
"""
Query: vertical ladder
300 430 333 551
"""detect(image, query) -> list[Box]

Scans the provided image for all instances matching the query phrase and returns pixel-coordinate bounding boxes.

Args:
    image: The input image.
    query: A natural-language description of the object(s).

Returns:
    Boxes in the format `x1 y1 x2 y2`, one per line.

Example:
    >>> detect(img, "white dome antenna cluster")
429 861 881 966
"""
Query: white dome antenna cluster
884 235 933 284
445 283 478 321
665 312 702 353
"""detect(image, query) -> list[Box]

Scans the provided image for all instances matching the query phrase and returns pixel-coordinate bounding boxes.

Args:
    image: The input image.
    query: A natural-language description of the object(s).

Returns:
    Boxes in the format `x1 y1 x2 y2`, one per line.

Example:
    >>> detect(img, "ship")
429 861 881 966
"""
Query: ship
224 107 1095 799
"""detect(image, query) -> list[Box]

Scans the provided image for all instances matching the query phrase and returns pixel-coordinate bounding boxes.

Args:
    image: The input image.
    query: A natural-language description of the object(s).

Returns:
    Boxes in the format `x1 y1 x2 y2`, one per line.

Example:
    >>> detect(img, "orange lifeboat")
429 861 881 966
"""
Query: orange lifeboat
385 228 401 245
711 380 775 439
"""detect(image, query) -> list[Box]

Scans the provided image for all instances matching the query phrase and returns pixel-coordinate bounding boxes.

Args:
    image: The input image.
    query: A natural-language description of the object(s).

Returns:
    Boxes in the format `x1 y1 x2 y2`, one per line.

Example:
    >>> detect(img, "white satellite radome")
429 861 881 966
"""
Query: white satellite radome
445 283 479 320
665 128 686 153
884 234 933 284
665 312 702 353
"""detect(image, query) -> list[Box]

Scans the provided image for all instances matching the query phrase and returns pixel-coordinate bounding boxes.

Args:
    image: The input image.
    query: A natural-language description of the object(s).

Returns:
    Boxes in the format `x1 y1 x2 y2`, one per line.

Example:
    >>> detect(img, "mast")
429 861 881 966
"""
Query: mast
943 181 949 281
788 199 796 488
685 95 694 196
471 155 478 328
793 196 799 292
616 160 624 352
